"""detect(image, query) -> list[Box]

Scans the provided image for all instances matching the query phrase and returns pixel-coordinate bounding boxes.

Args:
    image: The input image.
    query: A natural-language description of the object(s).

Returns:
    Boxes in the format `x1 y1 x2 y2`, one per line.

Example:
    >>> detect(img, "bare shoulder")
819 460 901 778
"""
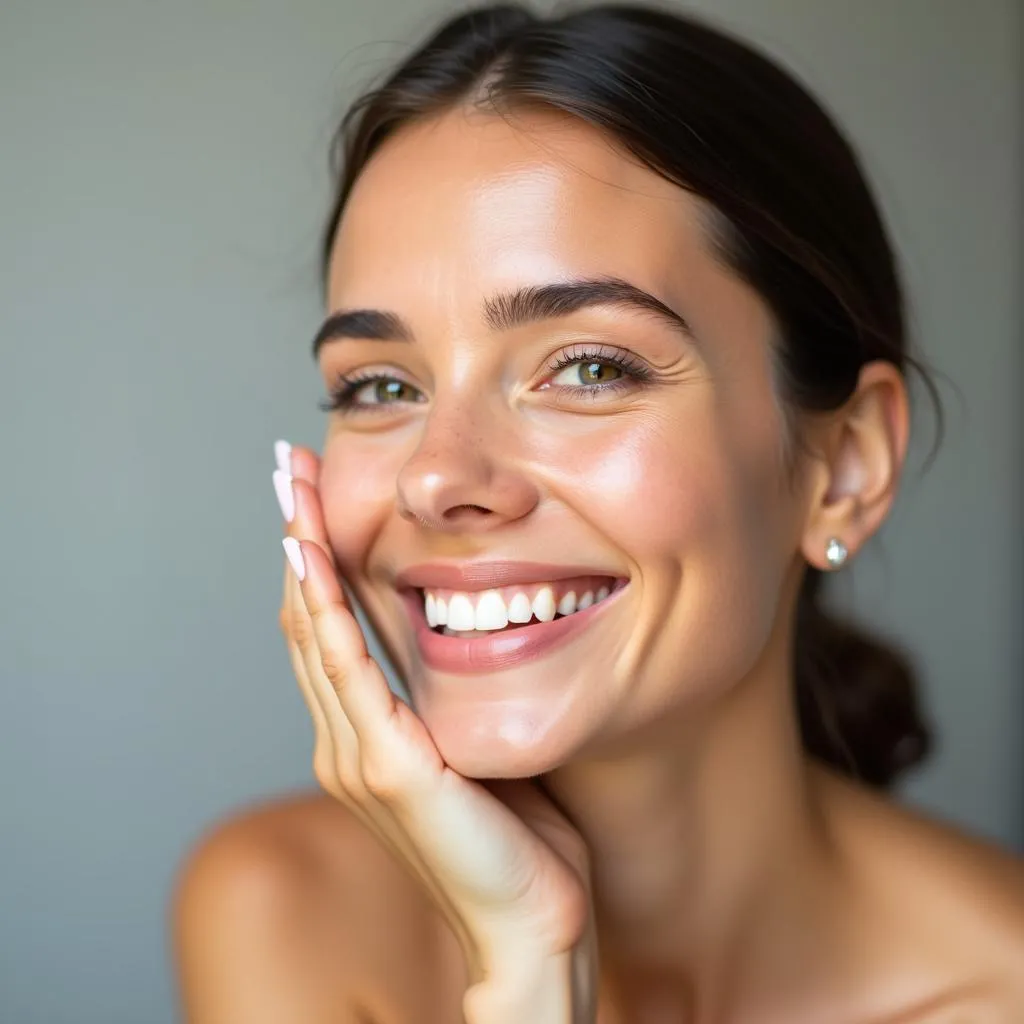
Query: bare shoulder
171 790 466 1024
821 770 1024 1018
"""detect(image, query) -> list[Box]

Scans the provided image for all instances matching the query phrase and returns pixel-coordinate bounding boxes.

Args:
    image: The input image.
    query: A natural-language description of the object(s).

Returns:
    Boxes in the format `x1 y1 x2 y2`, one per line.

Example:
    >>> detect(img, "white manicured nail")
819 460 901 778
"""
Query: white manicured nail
272 470 295 523
282 537 305 581
274 439 292 475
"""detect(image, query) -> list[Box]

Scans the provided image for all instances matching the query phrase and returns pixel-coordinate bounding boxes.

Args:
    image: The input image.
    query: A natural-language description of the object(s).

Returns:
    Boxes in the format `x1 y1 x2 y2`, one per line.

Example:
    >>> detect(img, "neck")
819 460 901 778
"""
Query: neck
539 622 842 1017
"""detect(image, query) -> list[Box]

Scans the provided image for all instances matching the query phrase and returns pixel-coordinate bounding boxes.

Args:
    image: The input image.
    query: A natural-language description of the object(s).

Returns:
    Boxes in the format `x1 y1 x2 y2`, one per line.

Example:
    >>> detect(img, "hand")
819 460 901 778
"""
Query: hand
273 442 597 1021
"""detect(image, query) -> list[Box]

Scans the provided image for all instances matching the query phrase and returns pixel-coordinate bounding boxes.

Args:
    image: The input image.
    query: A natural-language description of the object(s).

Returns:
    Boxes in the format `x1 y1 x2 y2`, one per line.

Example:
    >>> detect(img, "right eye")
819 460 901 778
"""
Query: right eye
319 374 426 414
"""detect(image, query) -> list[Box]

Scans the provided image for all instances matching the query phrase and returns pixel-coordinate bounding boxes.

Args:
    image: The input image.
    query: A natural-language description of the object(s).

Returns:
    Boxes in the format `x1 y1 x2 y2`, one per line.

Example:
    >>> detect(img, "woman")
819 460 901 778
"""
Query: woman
172 4 1024 1021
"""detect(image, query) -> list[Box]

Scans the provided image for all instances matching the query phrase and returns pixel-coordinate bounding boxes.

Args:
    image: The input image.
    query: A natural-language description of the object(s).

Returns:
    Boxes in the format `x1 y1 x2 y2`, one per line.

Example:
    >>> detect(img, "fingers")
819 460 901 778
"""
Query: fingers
272 442 457 890
273 447 335 567
271 445 392 770
291 477 334 565
274 439 349 791
282 537 396 739
280 560 340 791
276 438 321 488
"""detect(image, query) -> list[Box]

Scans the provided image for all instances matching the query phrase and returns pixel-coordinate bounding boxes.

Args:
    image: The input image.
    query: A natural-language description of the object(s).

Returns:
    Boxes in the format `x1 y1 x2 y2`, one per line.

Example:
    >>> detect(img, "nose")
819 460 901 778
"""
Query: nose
395 396 539 533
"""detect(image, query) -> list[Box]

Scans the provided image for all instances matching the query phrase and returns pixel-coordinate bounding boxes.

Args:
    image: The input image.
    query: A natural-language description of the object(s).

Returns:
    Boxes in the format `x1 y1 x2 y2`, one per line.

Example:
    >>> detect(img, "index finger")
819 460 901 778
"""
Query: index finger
275 439 321 487
273 440 336 569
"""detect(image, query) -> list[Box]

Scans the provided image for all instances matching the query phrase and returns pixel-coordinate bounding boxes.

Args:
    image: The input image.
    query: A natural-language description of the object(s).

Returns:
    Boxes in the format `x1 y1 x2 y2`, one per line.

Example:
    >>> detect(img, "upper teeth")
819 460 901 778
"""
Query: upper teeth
424 582 613 631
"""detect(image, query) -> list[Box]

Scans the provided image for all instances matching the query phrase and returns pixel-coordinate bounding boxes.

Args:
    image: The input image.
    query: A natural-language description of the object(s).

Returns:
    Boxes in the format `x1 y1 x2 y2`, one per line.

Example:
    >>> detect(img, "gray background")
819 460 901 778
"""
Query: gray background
1 1 1020 1021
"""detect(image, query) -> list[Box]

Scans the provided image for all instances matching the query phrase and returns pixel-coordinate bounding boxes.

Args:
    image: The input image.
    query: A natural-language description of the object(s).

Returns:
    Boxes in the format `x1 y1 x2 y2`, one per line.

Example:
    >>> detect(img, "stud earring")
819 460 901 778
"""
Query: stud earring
825 537 848 569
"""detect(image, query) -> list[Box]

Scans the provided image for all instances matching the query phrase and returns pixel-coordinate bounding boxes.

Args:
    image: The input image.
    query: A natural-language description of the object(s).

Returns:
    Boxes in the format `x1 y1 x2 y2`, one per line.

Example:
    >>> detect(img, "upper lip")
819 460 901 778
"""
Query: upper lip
394 561 625 592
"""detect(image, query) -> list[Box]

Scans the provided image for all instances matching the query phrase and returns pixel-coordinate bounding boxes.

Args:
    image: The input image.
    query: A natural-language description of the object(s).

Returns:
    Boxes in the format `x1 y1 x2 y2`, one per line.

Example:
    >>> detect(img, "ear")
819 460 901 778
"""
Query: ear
799 361 910 571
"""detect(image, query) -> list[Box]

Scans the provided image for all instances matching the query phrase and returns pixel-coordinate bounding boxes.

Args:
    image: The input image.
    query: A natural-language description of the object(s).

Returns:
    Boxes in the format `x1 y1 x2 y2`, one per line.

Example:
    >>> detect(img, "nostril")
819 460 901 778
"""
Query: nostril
442 504 494 523
397 502 444 530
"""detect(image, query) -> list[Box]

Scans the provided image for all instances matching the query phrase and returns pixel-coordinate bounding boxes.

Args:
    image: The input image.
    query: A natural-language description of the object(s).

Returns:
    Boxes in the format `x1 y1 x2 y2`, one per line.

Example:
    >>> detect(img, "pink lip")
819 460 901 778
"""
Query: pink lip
400 581 628 675
395 561 622 591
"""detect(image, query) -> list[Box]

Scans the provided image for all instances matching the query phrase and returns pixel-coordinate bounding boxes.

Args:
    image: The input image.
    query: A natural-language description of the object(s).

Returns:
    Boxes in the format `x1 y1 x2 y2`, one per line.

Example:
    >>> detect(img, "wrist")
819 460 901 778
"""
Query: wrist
463 944 597 1024
463 952 572 1024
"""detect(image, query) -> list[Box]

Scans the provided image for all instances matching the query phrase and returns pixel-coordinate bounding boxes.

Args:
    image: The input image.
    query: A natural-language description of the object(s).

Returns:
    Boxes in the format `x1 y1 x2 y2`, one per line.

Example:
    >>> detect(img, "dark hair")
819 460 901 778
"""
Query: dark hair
319 2 937 788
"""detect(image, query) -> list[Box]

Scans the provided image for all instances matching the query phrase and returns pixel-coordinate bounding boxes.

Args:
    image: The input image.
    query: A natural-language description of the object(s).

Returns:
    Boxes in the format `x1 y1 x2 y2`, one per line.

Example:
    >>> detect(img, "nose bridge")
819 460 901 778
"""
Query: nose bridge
395 379 537 530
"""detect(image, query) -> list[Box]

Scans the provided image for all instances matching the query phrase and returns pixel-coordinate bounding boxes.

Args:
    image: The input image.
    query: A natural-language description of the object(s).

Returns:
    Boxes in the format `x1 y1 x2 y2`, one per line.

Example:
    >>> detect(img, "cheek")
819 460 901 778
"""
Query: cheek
547 413 740 561
318 436 402 575
557 407 792 696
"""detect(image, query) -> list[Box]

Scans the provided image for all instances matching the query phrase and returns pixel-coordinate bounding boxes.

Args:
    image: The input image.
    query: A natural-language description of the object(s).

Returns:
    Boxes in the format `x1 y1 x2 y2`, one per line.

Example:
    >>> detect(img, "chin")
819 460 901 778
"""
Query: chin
419 699 578 779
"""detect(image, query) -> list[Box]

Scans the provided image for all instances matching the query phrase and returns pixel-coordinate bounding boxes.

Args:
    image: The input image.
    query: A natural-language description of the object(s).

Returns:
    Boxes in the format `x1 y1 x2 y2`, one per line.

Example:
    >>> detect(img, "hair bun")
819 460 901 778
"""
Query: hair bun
795 575 932 789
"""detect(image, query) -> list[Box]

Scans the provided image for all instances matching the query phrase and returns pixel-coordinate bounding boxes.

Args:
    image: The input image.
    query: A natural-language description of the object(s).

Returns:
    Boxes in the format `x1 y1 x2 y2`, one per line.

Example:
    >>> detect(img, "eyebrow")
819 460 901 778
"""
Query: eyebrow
311 276 693 356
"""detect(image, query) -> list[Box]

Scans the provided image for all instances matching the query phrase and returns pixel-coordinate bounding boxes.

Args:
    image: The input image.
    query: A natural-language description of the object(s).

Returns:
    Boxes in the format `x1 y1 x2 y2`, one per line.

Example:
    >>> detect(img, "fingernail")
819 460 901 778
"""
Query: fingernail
272 469 295 523
274 439 292 475
282 537 305 581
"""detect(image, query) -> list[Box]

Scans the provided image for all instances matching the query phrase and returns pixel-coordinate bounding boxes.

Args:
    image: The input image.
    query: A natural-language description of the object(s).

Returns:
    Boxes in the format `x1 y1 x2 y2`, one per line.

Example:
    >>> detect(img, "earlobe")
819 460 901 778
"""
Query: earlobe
800 360 910 571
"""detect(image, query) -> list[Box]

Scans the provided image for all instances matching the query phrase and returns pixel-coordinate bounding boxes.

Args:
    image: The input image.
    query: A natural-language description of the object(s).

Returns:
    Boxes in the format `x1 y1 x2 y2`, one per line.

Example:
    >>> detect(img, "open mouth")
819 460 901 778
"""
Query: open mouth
395 566 630 673
414 574 628 637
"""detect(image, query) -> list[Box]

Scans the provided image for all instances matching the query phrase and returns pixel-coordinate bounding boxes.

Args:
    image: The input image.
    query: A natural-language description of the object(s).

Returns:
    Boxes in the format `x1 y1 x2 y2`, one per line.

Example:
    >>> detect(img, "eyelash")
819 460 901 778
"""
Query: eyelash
319 344 654 415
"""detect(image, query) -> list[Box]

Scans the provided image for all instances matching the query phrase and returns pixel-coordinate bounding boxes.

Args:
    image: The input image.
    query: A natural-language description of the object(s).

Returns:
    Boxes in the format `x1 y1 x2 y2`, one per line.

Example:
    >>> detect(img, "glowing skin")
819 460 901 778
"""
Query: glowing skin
171 104 1024 1024
317 108 803 781
305 106 990 1020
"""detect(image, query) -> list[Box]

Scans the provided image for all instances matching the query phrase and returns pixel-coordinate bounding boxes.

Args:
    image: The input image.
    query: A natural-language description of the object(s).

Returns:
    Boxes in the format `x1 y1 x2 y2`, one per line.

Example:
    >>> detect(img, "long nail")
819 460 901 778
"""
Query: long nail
282 537 305 581
273 470 295 523
274 439 293 475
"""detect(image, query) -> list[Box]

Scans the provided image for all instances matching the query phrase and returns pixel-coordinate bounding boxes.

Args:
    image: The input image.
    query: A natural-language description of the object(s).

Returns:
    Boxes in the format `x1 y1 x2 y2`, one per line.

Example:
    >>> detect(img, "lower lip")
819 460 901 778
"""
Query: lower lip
402 583 627 675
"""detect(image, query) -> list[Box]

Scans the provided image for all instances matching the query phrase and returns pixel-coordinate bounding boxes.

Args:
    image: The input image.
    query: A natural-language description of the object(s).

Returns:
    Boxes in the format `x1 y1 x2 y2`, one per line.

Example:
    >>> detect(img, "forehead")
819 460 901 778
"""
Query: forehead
326 106 719 311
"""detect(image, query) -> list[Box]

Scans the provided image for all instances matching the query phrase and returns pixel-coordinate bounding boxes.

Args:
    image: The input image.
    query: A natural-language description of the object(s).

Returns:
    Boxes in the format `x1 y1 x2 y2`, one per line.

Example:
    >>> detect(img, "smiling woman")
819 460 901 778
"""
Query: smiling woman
172 5 1024 1023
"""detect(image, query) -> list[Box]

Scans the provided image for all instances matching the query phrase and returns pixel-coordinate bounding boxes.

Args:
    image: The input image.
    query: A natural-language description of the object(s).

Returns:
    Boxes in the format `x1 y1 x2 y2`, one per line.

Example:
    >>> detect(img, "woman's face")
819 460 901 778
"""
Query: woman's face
317 107 810 777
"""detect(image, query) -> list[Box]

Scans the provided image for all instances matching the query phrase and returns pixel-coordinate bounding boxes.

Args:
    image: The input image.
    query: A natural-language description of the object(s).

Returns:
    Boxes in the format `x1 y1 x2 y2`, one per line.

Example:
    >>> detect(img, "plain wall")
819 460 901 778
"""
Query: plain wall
1 1 1020 1021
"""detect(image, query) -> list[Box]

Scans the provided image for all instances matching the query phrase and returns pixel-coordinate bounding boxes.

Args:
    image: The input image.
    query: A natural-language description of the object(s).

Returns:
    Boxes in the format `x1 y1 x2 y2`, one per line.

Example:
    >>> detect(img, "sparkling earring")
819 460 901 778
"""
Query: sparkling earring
825 537 848 569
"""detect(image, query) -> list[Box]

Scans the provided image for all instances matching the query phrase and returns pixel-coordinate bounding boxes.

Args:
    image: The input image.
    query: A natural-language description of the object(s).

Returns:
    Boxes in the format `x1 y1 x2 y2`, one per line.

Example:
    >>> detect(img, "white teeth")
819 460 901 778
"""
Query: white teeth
422 580 619 631
507 592 533 623
474 590 508 631
447 593 475 631
532 586 557 622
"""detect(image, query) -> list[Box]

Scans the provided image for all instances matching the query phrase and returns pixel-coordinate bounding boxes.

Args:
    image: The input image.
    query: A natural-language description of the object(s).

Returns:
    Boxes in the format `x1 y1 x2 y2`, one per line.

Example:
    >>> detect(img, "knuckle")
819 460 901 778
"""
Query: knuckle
286 611 315 649
318 652 348 689
315 755 370 811
335 762 365 799
312 756 340 798
306 602 330 629
359 755 408 804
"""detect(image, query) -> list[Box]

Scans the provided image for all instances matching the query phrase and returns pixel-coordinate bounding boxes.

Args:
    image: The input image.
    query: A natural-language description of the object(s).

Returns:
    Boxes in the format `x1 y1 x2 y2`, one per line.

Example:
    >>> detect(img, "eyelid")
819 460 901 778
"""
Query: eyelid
319 368 426 414
320 342 655 416
538 342 655 386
